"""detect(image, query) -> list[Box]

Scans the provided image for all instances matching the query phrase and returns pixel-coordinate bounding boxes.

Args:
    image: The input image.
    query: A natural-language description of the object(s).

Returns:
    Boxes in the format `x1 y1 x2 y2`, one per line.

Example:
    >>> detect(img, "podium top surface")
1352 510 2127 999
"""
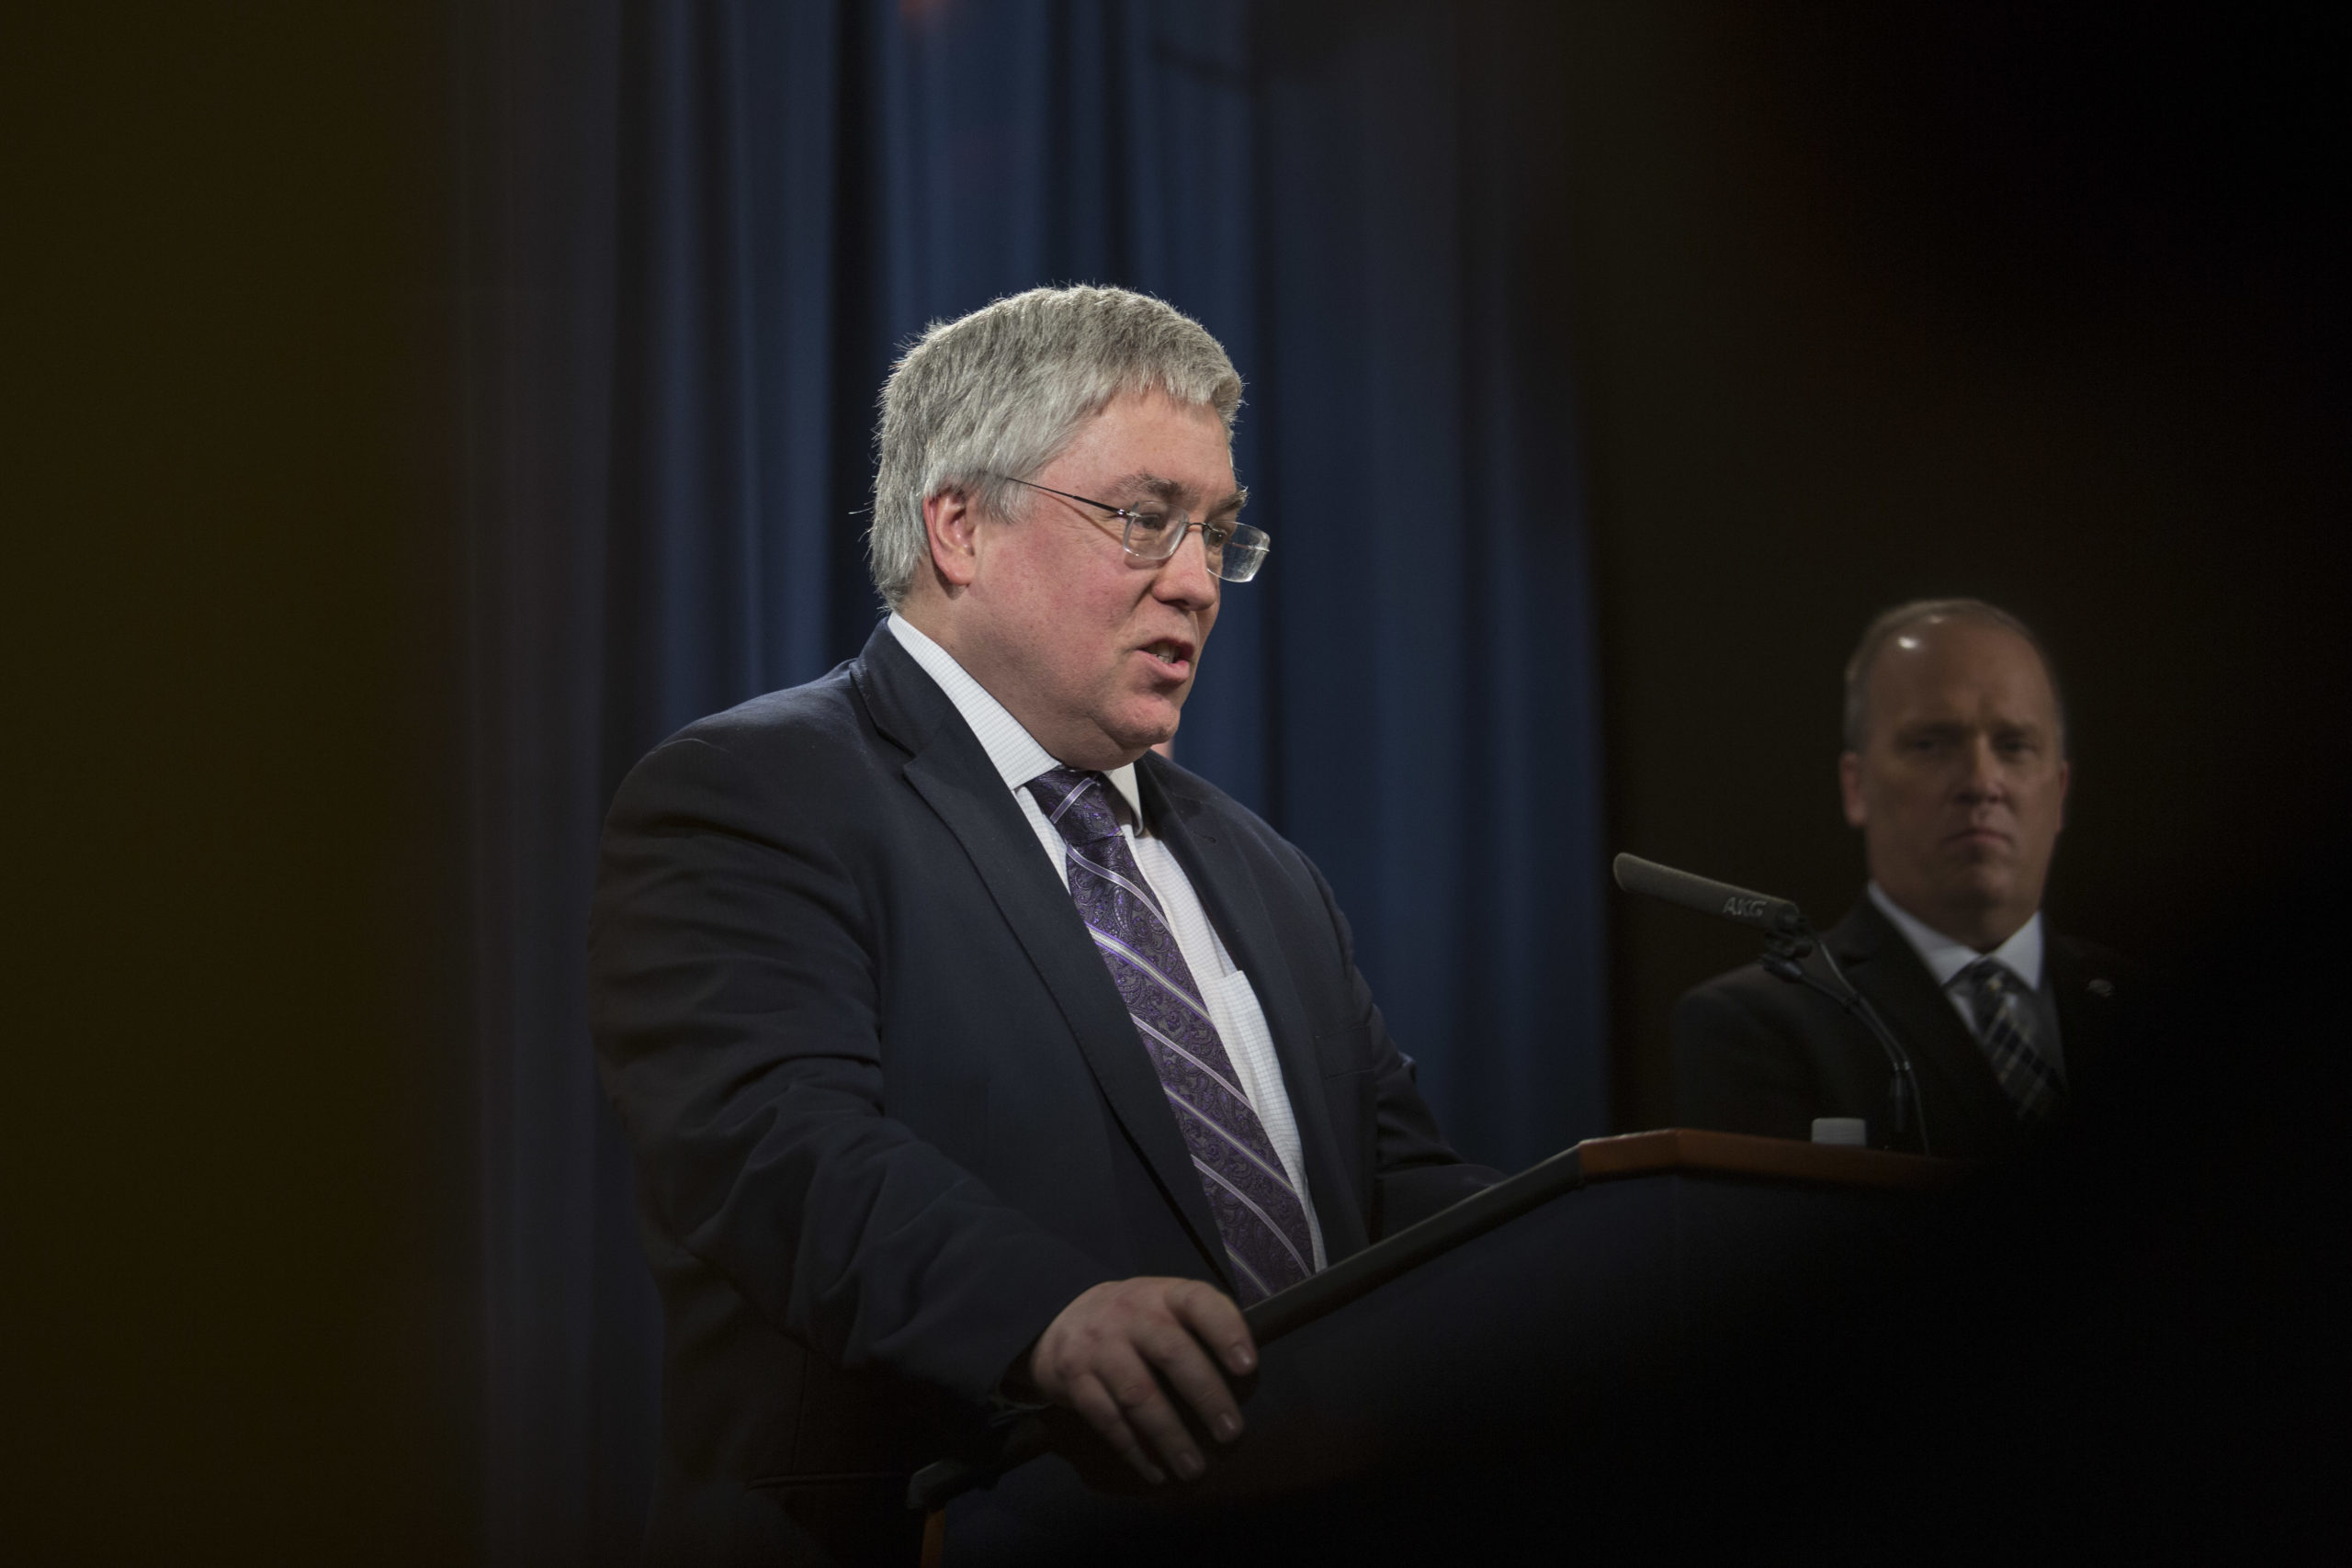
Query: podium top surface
1581 1127 1967 1190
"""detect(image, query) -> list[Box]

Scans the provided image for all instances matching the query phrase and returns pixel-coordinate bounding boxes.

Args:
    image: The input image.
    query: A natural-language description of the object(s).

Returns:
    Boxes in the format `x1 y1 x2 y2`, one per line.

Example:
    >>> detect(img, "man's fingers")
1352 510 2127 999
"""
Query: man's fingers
1170 1280 1258 1381
1067 1373 1162 1484
1028 1276 1256 1481
1135 1317 1244 1444
1107 1365 1204 1482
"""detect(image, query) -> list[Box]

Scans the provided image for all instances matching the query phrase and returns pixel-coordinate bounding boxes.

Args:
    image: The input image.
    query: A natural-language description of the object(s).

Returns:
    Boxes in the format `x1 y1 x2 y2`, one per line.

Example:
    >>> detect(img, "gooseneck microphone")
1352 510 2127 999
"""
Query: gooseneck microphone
1610 854 1808 938
1613 853 1932 1156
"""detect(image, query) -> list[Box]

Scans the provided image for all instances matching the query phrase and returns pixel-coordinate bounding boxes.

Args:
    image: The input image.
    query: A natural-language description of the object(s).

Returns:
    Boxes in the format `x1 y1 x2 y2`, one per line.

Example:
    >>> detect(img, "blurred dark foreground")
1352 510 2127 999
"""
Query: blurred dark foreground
952 840 2349 1565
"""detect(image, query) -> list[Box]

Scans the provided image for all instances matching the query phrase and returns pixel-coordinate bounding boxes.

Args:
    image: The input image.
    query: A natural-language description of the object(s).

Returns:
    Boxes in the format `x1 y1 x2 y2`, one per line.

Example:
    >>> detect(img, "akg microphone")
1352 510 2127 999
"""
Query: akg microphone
1611 853 1807 939
1612 852 1932 1156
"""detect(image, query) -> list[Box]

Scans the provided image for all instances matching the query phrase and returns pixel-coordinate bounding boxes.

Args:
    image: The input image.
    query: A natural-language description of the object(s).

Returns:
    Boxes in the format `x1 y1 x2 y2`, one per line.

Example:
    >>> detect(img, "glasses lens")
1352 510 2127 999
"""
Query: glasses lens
1122 514 1269 581
1213 525 1270 583
1122 511 1182 558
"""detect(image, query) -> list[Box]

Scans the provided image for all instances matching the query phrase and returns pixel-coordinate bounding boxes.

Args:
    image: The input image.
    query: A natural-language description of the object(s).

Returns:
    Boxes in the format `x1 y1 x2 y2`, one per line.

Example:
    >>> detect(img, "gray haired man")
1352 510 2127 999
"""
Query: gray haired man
591 287 1495 1565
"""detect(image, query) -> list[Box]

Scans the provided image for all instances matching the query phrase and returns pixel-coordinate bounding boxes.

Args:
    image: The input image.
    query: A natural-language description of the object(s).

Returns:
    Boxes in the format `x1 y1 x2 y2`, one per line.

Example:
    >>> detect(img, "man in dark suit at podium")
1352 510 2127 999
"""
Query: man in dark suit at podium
1673 599 2124 1158
590 286 1493 1565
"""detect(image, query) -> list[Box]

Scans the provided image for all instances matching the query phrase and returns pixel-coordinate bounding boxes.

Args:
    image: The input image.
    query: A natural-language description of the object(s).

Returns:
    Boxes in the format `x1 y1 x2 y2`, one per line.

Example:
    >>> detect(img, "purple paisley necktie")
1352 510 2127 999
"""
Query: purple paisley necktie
1027 766 1315 1303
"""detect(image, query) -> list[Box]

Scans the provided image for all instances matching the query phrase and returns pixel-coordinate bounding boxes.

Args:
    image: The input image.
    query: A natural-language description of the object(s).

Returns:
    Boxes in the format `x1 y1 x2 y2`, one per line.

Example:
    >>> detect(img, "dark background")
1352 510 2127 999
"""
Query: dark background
5 2 2342 1560
1560 5 2349 1130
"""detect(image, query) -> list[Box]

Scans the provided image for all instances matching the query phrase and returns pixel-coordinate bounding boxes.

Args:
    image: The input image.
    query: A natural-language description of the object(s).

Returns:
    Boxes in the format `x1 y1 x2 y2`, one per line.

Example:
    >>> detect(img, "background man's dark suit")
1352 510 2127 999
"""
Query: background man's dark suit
589 623 1492 1562
1671 897 2124 1160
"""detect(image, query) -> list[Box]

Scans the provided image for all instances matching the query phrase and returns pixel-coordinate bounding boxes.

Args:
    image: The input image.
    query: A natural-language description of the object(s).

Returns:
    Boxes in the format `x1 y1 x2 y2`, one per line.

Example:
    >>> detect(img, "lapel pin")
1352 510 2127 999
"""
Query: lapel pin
2086 977 2115 999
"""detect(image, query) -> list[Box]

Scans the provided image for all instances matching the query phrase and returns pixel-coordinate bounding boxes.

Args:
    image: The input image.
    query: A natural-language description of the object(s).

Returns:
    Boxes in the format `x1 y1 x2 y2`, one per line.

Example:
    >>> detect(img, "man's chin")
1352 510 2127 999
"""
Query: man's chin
1926 870 2016 915
1106 696 1184 753
1115 728 1178 761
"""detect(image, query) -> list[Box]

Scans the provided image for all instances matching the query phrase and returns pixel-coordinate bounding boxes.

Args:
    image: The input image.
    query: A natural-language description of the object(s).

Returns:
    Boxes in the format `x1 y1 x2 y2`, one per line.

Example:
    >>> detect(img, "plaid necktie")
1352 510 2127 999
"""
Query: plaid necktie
1958 957 2065 1122
1027 766 1314 1303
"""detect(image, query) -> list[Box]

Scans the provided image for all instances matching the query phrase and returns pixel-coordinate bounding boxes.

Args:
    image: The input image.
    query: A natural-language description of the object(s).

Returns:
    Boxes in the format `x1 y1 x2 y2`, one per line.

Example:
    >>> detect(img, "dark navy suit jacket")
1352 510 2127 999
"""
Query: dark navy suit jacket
1671 896 2126 1161
589 622 1493 1562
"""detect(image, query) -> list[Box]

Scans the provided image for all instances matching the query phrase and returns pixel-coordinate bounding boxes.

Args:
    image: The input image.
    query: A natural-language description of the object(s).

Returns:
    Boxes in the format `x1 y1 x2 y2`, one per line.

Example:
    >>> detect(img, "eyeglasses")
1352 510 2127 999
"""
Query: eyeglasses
991 475 1272 583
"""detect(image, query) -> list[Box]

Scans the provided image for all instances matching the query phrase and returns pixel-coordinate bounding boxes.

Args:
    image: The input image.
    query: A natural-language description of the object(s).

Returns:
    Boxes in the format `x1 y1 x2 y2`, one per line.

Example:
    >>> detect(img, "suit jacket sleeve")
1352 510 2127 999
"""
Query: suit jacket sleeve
589 733 1114 1405
1671 974 1821 1142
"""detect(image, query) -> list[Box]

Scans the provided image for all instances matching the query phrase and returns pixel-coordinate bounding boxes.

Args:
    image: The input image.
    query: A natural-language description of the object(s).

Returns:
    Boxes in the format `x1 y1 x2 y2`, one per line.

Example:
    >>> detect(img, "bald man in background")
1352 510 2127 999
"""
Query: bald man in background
1673 599 2126 1159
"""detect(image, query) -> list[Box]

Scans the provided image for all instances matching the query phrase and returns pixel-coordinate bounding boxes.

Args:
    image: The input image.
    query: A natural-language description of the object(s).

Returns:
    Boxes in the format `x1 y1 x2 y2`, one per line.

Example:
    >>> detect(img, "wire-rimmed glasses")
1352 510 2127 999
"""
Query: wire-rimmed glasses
991 475 1272 583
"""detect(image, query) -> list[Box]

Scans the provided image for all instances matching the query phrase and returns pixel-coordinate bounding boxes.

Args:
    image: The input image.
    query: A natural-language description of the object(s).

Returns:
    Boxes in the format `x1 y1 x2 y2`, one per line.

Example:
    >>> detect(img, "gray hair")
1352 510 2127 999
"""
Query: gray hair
1841 597 2066 753
866 286 1244 610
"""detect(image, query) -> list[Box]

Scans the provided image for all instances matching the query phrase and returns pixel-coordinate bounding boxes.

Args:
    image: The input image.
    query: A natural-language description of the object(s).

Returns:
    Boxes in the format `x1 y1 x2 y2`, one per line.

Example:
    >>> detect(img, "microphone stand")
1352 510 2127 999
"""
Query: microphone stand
1755 914 1931 1157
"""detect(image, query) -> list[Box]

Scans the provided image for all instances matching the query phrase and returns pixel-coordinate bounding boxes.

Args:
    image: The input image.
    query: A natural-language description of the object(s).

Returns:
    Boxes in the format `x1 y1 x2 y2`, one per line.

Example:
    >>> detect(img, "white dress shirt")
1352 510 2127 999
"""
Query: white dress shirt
888 615 1326 1268
1867 883 2063 1077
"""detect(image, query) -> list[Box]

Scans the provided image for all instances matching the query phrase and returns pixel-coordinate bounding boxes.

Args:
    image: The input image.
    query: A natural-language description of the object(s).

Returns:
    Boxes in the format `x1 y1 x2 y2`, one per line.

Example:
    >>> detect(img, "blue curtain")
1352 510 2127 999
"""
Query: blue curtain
455 1 1604 1557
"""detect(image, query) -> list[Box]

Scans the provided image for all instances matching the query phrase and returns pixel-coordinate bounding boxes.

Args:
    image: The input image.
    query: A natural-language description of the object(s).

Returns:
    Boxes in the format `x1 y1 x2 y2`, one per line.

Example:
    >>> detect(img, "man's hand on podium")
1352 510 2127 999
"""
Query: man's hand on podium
1021 1277 1257 1485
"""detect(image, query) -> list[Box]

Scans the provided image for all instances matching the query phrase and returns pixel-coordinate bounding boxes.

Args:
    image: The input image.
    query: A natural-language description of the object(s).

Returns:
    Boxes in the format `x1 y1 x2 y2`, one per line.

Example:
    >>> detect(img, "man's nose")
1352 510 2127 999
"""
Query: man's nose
1152 524 1221 608
1955 736 2007 800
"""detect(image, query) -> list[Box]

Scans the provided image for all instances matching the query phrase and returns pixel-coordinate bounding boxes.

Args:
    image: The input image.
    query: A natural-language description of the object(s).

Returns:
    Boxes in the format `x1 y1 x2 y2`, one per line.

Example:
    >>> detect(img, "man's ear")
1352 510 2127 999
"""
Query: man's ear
2054 756 2071 833
922 488 983 590
1838 750 1868 829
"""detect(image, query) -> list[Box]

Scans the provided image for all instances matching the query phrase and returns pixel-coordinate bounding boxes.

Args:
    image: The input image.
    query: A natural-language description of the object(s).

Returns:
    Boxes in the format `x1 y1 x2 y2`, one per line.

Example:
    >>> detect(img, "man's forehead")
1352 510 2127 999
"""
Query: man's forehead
1882 621 2046 681
1101 468 1248 513
1890 703 2052 732
1877 629 2058 718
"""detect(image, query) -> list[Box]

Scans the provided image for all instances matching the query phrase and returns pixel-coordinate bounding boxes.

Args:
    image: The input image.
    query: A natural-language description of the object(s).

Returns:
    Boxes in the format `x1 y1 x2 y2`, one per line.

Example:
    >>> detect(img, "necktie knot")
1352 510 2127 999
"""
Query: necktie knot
1962 957 2018 998
1028 765 1123 846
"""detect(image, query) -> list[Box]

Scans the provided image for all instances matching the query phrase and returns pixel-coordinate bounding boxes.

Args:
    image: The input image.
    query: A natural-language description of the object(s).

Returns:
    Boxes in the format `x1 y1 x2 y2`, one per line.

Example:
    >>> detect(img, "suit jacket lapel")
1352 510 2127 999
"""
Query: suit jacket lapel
1828 901 2015 1153
1138 759 1370 1260
2045 935 2119 1088
851 626 1229 1280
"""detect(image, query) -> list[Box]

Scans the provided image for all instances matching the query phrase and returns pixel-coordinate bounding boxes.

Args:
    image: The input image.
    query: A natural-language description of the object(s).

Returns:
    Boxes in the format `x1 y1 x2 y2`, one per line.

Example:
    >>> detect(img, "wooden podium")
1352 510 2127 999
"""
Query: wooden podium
923 1129 1967 1564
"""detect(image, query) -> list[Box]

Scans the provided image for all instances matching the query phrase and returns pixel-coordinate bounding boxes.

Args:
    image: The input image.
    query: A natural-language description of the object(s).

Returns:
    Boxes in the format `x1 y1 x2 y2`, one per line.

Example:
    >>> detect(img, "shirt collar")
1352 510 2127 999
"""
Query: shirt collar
1867 882 2046 992
887 613 1146 824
